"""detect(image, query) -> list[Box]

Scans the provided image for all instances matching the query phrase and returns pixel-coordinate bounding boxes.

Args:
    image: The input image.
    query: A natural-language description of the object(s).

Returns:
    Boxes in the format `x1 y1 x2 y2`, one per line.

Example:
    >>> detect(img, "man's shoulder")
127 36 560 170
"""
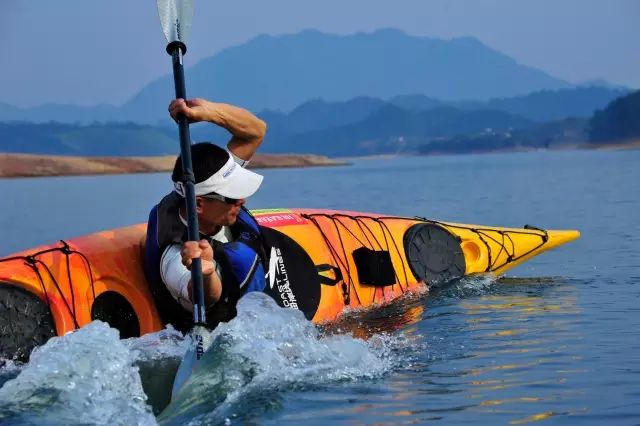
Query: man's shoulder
158 191 181 208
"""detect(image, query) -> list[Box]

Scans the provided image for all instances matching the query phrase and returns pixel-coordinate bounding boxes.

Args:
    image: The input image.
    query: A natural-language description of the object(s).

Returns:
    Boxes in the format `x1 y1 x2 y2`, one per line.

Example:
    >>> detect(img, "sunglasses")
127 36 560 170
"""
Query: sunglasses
200 193 241 205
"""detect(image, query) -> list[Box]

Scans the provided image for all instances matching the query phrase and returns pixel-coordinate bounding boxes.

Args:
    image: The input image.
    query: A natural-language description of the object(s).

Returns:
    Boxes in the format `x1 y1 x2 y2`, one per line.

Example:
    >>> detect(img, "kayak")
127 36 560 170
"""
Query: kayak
0 208 579 361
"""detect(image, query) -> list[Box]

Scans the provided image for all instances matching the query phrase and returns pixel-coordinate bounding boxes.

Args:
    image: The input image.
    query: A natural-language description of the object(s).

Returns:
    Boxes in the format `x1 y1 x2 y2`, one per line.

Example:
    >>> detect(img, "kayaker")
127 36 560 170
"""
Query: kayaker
144 97 269 331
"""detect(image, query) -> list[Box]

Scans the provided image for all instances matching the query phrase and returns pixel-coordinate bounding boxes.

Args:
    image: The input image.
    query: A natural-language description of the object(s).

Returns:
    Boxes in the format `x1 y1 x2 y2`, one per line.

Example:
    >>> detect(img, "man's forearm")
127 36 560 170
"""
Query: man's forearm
206 102 266 142
188 270 223 308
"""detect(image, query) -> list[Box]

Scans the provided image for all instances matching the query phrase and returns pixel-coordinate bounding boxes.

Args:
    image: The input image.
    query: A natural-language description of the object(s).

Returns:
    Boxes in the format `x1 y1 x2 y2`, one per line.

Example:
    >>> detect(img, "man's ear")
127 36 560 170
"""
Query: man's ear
195 196 205 213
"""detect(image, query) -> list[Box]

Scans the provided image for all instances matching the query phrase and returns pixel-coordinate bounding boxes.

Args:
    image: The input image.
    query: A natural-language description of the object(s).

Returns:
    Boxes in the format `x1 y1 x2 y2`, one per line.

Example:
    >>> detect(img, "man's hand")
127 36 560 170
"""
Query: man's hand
167 97 266 161
181 240 216 276
182 240 222 306
169 98 213 124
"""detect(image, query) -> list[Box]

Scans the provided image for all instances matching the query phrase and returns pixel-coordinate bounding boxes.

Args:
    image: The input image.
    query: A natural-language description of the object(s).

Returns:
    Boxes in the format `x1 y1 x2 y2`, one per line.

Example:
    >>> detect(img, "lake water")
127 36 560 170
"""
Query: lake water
1 150 639 425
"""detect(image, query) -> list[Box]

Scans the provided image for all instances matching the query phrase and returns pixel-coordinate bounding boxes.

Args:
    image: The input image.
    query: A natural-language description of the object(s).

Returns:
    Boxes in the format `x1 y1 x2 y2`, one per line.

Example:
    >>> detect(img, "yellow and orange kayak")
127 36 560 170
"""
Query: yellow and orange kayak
0 208 579 360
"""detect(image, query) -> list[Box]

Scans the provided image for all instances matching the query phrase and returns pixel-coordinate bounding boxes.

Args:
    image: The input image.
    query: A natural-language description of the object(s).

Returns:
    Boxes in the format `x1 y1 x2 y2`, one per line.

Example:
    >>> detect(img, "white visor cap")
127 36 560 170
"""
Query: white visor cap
174 155 263 199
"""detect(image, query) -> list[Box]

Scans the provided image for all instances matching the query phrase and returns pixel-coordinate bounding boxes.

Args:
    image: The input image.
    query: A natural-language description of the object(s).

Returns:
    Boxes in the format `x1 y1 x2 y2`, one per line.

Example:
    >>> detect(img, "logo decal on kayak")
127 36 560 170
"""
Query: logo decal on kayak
254 211 308 227
261 227 321 320
267 247 278 289
264 246 298 309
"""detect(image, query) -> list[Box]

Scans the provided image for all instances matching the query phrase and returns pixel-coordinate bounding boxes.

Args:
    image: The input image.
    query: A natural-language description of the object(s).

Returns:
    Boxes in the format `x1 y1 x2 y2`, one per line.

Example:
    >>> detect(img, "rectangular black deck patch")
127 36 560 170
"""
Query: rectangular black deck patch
352 247 396 286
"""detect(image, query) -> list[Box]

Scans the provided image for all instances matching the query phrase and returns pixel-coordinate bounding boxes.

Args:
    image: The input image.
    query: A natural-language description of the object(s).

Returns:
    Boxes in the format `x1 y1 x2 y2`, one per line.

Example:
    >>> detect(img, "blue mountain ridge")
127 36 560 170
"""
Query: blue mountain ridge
0 29 580 124
1 88 630 158
122 29 570 122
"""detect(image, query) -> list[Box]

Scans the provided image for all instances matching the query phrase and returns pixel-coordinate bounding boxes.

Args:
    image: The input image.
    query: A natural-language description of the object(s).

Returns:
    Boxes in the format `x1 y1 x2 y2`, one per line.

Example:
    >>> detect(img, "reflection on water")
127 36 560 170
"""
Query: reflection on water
265 276 591 425
320 288 428 341
419 277 587 424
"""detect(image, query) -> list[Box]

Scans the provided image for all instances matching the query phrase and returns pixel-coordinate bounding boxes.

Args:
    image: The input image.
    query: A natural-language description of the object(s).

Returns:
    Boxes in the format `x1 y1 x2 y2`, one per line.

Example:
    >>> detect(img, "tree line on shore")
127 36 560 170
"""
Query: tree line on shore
417 90 639 155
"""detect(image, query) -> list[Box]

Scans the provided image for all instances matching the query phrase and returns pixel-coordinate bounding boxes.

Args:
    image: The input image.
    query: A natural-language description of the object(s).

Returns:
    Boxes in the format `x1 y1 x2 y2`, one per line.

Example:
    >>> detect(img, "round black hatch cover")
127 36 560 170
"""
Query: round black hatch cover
91 291 140 339
0 283 56 361
403 223 466 287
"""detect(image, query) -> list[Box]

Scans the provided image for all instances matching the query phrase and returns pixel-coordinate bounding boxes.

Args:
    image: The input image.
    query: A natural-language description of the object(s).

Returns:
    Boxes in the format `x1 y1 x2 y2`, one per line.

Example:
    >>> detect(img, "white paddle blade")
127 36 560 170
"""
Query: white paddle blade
157 0 194 45
171 325 211 400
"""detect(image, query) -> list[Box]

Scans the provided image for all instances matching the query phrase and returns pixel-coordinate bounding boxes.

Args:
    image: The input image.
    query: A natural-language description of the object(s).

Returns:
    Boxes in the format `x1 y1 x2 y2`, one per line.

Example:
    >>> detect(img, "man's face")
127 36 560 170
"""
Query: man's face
197 196 245 232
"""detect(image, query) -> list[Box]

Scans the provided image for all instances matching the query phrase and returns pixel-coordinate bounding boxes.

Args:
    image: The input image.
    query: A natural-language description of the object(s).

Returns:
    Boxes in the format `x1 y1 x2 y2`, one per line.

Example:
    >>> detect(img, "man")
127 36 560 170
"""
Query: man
144 97 268 331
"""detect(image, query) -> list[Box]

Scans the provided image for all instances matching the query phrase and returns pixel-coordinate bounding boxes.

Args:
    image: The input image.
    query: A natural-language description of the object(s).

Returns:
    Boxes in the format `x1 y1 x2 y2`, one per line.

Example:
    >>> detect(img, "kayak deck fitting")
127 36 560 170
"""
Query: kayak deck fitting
0 208 580 361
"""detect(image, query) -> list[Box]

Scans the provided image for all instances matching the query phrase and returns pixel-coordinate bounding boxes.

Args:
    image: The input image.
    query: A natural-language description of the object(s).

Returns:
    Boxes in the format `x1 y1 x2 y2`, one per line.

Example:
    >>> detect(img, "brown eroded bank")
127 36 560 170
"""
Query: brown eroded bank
0 153 347 178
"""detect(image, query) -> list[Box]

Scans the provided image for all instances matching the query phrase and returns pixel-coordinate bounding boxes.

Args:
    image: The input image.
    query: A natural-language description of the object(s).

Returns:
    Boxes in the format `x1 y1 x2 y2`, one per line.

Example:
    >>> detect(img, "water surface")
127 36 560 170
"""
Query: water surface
1 150 639 425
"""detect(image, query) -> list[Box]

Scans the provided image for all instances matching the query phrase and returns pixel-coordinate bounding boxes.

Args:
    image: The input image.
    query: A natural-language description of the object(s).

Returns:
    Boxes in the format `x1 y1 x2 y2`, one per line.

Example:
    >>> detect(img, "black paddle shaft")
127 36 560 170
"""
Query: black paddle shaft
168 41 207 326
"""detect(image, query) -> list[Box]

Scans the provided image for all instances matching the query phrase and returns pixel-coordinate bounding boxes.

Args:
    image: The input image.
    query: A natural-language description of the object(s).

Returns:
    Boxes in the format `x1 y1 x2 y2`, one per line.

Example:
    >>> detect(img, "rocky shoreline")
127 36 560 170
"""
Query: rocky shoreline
0 153 347 178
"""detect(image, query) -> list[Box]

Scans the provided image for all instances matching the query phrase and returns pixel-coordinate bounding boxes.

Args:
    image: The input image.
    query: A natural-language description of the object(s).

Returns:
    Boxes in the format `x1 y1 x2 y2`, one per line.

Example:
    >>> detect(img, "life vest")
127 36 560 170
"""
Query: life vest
144 192 267 331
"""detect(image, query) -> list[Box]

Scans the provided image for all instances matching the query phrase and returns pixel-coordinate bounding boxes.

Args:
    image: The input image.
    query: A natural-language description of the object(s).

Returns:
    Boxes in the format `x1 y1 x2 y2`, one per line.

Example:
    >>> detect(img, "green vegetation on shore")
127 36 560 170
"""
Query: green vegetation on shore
589 91 640 143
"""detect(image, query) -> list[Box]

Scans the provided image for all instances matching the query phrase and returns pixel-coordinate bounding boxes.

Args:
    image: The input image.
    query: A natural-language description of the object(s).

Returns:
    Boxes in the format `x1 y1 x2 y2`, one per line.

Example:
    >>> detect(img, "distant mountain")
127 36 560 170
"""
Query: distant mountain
265 105 533 157
0 30 620 124
578 79 631 91
188 96 389 145
0 103 532 158
388 95 444 111
456 87 629 121
419 118 589 155
183 87 622 148
0 102 119 123
2 89 632 158
385 88 627 121
119 29 570 123
9 93 638 158
1 86 625 130
0 122 178 156
286 97 387 133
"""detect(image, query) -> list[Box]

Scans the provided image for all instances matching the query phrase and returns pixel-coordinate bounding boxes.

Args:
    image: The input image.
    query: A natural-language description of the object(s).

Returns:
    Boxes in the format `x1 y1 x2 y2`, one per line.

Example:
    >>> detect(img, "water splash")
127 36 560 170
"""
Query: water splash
0 321 156 425
124 325 187 363
123 326 188 415
430 274 498 300
0 295 425 425
0 359 22 389
159 293 403 425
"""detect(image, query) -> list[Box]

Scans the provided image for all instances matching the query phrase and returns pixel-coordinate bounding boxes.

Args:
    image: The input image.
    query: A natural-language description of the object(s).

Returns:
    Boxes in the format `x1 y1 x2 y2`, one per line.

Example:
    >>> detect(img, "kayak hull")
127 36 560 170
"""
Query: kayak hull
0 208 579 360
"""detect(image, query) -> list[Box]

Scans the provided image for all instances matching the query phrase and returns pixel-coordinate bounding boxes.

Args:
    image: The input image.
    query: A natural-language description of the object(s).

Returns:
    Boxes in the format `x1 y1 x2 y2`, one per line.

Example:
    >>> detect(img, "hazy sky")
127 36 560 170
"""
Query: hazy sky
2 0 638 107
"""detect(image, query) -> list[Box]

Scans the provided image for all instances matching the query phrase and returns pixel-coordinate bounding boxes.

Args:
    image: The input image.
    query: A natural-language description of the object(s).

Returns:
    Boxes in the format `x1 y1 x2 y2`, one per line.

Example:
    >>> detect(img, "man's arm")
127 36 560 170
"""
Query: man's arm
169 98 267 161
160 242 222 311
181 240 222 307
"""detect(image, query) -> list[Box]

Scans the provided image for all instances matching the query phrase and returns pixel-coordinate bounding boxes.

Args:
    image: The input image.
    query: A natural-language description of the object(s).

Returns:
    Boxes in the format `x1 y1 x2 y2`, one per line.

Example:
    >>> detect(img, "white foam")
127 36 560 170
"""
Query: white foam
0 295 423 424
0 359 23 389
458 274 497 290
124 325 187 363
0 321 156 425
434 274 498 299
160 293 404 424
